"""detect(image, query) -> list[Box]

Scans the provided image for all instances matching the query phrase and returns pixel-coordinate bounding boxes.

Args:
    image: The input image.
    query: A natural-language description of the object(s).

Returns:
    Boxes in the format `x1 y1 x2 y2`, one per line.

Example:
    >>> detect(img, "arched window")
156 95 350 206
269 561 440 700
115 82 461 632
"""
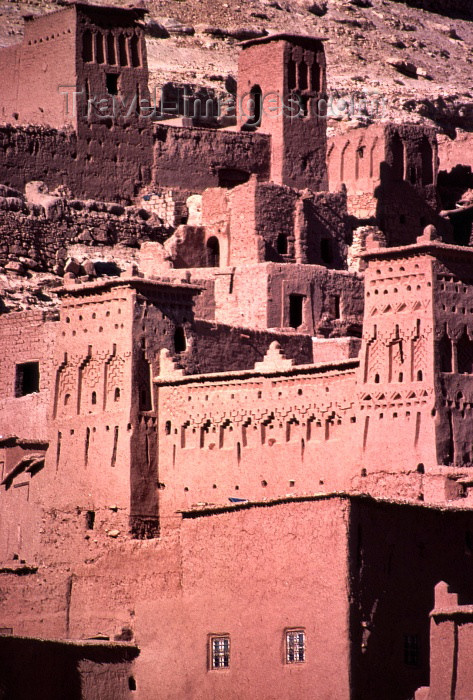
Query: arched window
421 136 434 186
244 85 262 130
206 237 220 267
391 131 404 181
82 30 93 62
439 330 452 373
174 326 186 353
457 327 473 374
64 393 70 405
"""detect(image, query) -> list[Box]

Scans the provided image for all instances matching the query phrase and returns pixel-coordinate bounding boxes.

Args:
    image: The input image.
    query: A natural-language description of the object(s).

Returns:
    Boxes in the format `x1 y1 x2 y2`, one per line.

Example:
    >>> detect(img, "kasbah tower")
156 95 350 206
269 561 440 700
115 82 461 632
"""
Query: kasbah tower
0 2 473 699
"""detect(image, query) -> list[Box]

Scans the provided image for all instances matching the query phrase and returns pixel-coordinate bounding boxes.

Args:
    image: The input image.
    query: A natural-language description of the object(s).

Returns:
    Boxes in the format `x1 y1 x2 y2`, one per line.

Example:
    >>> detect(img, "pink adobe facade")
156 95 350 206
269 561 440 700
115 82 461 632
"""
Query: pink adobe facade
1 4 473 699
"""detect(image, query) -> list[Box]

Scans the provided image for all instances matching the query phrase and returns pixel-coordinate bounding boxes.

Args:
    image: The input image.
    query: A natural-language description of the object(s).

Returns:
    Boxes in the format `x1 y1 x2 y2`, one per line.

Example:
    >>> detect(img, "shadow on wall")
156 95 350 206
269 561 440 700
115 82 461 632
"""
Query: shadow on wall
0 636 140 700
375 161 452 246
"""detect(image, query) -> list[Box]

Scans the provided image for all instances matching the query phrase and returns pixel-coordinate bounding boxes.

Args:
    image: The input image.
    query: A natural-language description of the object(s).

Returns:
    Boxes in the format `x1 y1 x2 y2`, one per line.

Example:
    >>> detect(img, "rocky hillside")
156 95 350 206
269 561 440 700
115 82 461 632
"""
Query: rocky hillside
1 0 473 134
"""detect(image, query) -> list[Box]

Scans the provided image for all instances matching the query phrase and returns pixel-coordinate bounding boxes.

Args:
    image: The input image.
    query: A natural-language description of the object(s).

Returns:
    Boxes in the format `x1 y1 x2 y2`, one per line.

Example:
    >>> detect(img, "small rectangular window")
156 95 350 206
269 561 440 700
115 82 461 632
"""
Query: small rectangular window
15 362 40 397
209 635 230 669
289 294 304 329
286 629 305 664
106 73 119 96
404 634 419 667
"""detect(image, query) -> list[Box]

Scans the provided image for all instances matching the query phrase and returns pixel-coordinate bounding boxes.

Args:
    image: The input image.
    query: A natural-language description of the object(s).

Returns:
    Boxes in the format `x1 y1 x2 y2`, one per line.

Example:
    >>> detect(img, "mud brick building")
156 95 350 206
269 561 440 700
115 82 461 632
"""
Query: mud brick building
1 3 473 699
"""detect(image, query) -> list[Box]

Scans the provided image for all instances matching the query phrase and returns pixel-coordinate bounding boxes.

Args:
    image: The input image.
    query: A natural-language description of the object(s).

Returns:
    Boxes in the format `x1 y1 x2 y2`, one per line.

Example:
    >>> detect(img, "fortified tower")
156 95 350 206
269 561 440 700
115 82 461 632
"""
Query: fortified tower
359 227 473 487
237 34 328 191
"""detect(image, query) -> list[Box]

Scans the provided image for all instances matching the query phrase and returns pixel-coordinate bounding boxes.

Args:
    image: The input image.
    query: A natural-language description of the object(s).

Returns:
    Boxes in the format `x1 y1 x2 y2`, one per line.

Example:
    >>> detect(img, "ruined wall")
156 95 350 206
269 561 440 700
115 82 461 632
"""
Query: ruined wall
0 123 153 203
328 124 449 246
161 262 364 334
0 310 57 439
152 124 271 192
0 193 167 274
0 7 77 129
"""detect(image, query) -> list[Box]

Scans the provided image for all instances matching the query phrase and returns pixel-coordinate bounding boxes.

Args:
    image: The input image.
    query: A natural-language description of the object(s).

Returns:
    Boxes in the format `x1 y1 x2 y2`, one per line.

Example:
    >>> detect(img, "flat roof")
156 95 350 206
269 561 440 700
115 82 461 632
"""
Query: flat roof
180 491 473 518
55 276 202 298
240 33 326 49
362 240 473 263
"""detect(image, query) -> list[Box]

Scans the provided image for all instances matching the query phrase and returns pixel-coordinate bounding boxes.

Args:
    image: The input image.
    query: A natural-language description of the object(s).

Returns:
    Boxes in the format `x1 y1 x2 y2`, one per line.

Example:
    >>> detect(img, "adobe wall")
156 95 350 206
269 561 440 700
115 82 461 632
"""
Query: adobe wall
357 248 438 475
135 498 351 700
161 263 364 334
0 7 77 128
328 124 449 246
0 123 153 203
151 124 271 192
0 636 139 700
237 38 328 191
155 358 360 521
438 132 473 175
422 582 473 700
349 499 473 700
431 253 473 468
0 310 57 439
0 189 167 274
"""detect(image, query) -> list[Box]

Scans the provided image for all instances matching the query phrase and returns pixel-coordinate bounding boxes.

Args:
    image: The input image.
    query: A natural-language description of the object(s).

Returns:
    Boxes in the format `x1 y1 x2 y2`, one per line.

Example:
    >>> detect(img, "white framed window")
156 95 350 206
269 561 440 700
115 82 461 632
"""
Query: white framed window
209 635 230 669
286 629 306 664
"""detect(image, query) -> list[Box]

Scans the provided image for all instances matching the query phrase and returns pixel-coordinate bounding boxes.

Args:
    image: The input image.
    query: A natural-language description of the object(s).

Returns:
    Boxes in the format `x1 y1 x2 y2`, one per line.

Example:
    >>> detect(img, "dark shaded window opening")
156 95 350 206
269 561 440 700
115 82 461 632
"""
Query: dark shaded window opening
417 370 423 381
107 33 116 65
321 238 333 265
243 85 262 130
114 387 120 401
409 165 417 185
277 234 288 255
391 132 404 181
128 676 136 691
206 237 220 268
404 634 419 667
298 61 308 90
311 62 321 92
289 294 304 329
330 295 340 319
106 73 118 96
174 326 186 353
85 510 95 530
82 30 93 62
130 35 141 67
91 391 97 405
218 169 249 189
95 32 105 64
15 362 39 397
457 327 473 374
118 34 128 67
165 420 172 435
288 58 296 91
439 331 452 372
421 136 434 186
